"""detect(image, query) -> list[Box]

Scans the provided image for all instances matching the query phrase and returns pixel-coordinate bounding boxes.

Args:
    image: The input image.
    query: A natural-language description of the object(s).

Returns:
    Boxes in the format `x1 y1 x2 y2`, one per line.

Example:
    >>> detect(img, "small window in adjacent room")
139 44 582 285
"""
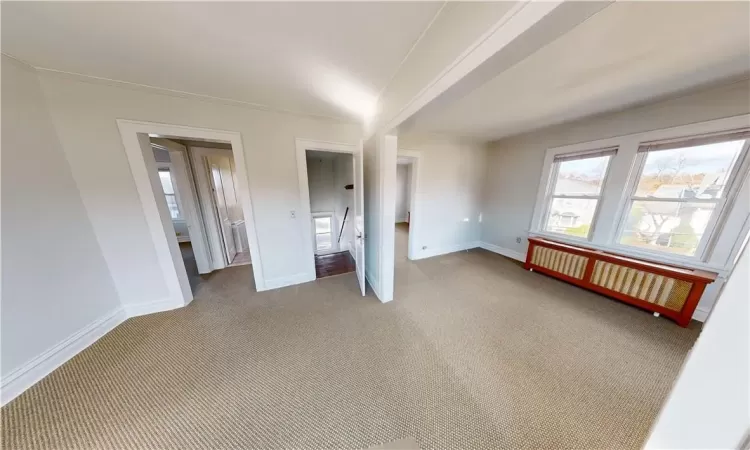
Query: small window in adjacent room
618 132 750 258
313 215 333 252
158 169 182 220
542 149 615 239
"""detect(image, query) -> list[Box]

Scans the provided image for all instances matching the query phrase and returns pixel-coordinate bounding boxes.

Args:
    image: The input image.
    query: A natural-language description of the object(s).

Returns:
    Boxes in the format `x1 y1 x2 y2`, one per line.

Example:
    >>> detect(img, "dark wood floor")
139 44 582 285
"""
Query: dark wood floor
315 251 356 279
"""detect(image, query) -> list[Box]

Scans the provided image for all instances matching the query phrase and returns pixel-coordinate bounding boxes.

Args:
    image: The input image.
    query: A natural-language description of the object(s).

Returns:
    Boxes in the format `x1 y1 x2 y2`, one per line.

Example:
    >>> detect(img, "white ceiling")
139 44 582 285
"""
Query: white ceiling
408 1 750 141
1 1 443 121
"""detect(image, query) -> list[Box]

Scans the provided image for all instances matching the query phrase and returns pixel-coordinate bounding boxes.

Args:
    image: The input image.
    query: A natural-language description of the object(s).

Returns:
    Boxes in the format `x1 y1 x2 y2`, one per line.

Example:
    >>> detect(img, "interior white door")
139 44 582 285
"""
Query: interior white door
209 159 238 264
353 140 366 296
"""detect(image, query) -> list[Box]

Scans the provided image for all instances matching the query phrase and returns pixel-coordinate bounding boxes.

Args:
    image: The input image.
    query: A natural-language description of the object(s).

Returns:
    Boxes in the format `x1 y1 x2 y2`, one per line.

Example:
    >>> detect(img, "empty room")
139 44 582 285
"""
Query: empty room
2 2 748 449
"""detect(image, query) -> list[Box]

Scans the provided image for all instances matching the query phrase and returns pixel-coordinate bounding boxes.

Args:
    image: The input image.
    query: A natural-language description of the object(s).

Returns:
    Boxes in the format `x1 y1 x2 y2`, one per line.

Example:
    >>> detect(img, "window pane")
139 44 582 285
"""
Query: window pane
314 217 331 234
635 140 745 199
553 155 611 196
544 198 598 238
619 200 716 256
316 233 332 250
158 170 174 194
165 194 180 220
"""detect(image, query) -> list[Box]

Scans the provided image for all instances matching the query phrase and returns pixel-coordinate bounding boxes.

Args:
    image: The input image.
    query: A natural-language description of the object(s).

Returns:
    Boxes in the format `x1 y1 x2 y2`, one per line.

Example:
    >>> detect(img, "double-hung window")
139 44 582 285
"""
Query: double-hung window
617 131 750 258
312 213 335 253
158 169 182 220
541 149 616 239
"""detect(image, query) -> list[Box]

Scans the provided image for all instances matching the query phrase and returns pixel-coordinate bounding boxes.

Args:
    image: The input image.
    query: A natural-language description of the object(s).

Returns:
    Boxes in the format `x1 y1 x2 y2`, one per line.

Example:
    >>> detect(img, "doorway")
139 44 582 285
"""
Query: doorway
118 120 265 310
150 138 252 294
295 139 366 294
395 151 420 264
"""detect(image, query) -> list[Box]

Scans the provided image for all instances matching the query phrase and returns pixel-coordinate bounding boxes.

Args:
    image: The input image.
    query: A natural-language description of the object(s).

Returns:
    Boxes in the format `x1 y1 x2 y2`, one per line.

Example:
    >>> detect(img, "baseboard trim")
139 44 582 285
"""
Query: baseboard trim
1 307 127 406
692 307 710 322
125 298 184 317
263 272 315 291
479 242 527 262
365 270 384 302
412 241 480 260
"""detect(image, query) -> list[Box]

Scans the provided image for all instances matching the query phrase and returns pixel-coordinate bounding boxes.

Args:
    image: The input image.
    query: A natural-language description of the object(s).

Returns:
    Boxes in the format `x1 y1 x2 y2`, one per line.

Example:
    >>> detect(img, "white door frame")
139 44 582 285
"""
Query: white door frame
295 138 358 280
117 119 266 307
398 150 421 261
151 139 214 273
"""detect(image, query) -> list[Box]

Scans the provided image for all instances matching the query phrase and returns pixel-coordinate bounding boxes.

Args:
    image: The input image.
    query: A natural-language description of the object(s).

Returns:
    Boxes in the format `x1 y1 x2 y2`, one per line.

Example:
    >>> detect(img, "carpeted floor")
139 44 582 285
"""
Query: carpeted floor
2 229 700 449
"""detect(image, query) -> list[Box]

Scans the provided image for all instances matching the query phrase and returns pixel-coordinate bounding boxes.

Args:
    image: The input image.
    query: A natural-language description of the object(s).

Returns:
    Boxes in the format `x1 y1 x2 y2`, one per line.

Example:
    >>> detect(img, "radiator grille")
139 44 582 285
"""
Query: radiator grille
590 261 692 312
531 246 588 280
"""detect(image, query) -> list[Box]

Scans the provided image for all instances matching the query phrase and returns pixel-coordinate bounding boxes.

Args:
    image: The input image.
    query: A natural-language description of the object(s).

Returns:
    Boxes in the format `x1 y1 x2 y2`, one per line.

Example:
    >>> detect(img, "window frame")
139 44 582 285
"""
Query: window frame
612 136 750 261
311 211 338 255
529 114 750 275
157 167 184 221
539 149 616 242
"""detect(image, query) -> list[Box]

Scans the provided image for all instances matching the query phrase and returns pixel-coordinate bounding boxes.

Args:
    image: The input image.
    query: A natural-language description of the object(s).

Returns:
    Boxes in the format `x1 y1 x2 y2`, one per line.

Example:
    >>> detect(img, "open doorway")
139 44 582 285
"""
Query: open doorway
149 137 252 294
306 150 356 279
118 119 266 311
394 151 420 266
296 139 366 295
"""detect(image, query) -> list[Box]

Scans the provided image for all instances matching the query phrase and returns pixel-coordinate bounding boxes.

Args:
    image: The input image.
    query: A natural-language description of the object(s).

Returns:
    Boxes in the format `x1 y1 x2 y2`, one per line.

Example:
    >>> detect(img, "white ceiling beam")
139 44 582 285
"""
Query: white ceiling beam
368 1 612 138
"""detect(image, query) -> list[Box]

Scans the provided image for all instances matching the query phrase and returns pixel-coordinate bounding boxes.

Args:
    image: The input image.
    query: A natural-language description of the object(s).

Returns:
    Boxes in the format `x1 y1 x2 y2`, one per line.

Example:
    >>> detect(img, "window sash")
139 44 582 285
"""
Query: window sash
541 150 615 240
615 136 750 260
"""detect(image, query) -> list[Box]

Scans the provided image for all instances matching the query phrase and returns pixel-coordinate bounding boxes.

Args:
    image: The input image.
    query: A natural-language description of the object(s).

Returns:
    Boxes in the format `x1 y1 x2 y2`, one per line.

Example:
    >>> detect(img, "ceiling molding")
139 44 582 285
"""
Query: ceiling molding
26 62 361 125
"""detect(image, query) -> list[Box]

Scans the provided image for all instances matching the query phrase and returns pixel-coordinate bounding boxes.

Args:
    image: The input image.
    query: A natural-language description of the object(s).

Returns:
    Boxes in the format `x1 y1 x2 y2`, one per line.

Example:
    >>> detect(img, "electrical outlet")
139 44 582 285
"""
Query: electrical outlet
516 237 522 244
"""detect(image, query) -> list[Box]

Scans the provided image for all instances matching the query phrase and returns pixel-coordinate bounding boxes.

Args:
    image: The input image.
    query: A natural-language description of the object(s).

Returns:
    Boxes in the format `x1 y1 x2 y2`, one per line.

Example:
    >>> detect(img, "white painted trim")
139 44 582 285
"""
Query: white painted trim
295 138 358 282
264 272 315 291
1 308 127 405
116 120 266 298
124 298 184 318
397 150 422 261
177 236 191 243
377 1 565 136
479 241 527 262
378 135 398 303
692 307 710 323
365 270 383 301
414 241 480 260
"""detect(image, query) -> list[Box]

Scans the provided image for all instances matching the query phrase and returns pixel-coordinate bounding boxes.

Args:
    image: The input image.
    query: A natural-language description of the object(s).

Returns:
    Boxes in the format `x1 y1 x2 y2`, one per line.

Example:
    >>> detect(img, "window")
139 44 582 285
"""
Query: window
313 214 334 252
158 169 182 220
542 149 615 239
618 132 749 257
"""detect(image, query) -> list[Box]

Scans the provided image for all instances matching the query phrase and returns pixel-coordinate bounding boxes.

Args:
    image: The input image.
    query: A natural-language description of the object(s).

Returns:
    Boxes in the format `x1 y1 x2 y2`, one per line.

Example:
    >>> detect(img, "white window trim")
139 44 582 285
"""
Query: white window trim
529 114 750 276
311 211 339 255
156 163 184 221
539 149 616 242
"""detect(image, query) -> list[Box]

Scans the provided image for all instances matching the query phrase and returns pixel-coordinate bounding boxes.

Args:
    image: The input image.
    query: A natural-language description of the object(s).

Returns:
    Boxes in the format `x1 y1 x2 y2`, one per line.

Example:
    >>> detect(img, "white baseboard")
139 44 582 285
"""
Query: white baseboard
479 241 527 262
413 241 480 260
125 298 184 317
1 307 127 406
263 272 315 291
365 270 385 302
692 307 710 322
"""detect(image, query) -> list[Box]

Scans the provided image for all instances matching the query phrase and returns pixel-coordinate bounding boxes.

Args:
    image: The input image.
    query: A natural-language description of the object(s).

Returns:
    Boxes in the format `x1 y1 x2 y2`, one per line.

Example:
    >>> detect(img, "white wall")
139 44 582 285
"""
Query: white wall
1 58 121 390
35 70 361 306
399 134 486 259
363 134 397 302
395 164 411 222
646 242 749 449
306 156 336 213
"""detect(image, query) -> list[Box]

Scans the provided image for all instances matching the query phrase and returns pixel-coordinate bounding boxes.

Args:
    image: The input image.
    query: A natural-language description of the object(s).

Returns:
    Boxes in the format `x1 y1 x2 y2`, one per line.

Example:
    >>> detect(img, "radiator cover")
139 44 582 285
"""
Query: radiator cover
525 238 716 327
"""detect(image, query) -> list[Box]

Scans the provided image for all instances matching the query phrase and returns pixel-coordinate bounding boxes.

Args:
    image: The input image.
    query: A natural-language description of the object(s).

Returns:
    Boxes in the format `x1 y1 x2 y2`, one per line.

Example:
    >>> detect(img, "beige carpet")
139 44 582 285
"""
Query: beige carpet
2 230 700 449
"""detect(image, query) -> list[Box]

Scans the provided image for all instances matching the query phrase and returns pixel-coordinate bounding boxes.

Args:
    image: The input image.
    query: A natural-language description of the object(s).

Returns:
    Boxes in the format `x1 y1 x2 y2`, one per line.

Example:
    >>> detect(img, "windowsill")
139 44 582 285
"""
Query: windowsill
528 230 729 276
